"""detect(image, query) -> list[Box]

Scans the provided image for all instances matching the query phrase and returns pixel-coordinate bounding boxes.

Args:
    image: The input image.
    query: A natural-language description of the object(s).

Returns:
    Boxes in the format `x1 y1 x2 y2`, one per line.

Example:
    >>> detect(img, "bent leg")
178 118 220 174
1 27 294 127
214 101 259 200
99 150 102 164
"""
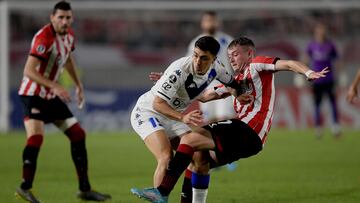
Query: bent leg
144 130 173 187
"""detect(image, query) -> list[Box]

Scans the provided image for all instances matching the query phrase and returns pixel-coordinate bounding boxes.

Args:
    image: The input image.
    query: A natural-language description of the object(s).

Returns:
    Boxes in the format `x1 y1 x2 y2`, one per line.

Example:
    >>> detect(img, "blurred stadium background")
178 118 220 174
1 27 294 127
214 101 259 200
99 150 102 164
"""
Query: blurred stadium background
0 0 359 132
1 1 360 203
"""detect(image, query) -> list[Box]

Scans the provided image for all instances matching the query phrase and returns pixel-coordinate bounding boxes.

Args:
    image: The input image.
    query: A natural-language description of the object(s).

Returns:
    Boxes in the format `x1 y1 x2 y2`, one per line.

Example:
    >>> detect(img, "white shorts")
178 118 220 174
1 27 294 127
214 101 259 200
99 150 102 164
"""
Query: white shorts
130 105 191 141
200 80 236 123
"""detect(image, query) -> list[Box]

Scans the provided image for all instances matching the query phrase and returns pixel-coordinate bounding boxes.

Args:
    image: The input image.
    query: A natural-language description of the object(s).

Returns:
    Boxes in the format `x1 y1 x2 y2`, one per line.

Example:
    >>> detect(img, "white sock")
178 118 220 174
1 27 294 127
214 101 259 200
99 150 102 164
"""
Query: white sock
192 188 208 203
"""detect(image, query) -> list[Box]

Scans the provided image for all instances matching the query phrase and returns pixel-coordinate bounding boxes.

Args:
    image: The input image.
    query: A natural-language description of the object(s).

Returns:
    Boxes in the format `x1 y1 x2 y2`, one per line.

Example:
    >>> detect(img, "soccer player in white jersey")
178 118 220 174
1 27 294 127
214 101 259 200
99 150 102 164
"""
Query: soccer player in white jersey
131 36 329 203
130 36 243 197
15 1 111 202
187 11 235 124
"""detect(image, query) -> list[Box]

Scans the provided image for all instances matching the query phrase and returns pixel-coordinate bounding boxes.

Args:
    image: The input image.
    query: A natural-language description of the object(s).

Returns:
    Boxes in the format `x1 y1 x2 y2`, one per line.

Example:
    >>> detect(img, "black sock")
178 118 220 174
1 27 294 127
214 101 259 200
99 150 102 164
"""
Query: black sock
181 169 193 203
157 144 194 196
21 146 40 190
70 139 91 191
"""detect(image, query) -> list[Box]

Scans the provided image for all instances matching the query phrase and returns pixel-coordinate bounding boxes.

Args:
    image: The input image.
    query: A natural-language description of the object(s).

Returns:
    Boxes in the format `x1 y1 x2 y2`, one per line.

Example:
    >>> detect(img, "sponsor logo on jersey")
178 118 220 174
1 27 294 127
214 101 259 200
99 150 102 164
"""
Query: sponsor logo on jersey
36 44 46 54
169 74 177 84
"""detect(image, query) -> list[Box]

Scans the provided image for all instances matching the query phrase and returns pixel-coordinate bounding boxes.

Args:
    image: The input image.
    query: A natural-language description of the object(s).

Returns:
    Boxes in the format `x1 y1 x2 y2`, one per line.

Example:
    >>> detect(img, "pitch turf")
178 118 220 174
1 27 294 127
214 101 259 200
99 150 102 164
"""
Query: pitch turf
0 129 359 203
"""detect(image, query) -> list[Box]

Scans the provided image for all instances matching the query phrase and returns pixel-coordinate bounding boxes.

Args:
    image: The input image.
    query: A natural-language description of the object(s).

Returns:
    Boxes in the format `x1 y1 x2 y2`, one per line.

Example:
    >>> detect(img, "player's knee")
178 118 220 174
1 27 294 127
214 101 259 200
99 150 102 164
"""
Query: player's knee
26 134 44 147
65 123 86 142
157 149 173 164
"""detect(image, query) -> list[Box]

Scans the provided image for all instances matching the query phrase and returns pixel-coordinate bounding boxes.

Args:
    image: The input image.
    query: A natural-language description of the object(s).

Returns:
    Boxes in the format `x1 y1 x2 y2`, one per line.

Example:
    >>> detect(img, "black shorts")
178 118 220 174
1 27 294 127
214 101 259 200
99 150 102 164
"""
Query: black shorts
203 119 263 166
20 96 74 124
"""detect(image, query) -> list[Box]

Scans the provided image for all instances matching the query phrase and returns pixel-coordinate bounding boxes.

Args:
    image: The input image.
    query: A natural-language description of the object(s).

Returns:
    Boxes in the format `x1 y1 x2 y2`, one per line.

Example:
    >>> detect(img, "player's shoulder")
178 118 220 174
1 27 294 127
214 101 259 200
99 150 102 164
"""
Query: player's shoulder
35 24 56 39
251 56 279 65
170 56 191 71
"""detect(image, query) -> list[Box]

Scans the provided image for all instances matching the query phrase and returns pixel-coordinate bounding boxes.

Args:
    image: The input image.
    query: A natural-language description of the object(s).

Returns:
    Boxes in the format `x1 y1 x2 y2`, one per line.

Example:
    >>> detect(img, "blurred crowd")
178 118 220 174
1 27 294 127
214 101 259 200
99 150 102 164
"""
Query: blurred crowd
10 10 360 53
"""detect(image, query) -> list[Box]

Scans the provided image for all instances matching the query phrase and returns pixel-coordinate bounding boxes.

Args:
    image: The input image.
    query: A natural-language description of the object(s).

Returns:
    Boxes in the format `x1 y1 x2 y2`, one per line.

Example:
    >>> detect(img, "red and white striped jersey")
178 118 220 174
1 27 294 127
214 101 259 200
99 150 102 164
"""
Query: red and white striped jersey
216 56 279 144
18 24 75 99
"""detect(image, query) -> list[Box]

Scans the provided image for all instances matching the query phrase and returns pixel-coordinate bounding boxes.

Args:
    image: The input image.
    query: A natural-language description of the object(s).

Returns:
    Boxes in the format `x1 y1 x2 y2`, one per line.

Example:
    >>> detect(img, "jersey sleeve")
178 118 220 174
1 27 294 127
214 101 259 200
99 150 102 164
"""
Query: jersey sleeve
29 33 53 61
214 84 229 96
215 60 234 85
251 56 280 72
155 64 183 102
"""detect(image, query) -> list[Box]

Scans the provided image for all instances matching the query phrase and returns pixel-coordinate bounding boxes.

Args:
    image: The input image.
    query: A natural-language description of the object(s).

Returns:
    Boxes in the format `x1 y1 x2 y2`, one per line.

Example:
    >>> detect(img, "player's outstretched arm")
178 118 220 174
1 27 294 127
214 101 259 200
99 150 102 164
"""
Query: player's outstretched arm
275 60 329 81
347 69 360 103
197 89 230 103
24 55 71 102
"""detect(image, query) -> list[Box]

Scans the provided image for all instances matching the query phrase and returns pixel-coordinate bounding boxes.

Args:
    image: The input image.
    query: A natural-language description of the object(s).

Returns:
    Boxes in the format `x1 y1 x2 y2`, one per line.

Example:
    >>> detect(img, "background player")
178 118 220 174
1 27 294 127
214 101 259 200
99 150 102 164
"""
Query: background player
186 11 235 124
131 36 329 203
305 22 341 138
15 1 111 202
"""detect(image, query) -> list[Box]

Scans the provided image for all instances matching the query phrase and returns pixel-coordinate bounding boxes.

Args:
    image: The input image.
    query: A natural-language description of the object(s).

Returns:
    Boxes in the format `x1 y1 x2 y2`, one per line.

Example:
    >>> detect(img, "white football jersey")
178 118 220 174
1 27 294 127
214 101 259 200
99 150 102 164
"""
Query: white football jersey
137 56 233 112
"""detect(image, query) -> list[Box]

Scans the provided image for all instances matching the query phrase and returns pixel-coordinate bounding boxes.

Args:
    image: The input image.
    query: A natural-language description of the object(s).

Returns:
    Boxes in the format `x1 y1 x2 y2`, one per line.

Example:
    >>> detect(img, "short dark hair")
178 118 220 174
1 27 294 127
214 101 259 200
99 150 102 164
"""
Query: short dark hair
202 10 217 18
195 36 220 56
228 36 255 50
53 1 71 14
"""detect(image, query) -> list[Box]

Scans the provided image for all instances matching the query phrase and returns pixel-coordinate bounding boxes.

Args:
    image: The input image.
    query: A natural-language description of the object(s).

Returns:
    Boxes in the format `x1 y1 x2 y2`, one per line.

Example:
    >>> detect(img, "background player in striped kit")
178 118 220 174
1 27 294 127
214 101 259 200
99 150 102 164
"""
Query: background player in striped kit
131 36 329 203
15 1 111 202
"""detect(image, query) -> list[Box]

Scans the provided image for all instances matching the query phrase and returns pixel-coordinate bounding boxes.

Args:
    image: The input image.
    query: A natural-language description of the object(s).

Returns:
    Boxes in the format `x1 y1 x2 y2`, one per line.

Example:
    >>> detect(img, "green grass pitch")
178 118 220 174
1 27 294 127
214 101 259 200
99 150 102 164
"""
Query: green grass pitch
0 129 359 203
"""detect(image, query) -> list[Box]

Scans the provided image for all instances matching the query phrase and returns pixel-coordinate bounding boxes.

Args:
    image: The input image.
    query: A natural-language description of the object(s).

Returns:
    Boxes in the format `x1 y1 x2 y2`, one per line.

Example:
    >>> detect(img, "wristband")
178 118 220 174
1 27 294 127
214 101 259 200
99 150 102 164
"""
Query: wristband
305 70 314 78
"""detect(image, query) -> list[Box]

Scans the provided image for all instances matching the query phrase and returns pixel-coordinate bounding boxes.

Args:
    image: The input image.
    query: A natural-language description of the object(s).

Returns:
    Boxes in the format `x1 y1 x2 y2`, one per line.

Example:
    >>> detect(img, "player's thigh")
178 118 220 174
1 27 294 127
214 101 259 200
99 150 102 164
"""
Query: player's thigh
130 108 167 140
24 119 45 138
144 130 173 160
181 128 214 150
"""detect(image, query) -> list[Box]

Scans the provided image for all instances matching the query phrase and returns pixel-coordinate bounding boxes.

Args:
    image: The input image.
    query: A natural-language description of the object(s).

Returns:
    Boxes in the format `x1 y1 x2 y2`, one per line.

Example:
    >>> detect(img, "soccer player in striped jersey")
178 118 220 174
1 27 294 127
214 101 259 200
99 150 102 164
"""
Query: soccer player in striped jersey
15 1 111 202
131 36 329 203
130 36 244 202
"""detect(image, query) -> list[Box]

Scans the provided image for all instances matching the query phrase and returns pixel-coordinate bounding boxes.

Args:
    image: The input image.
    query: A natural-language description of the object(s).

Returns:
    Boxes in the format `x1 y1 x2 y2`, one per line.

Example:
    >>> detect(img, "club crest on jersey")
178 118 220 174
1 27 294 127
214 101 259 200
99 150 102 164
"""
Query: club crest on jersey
36 44 46 54
239 78 253 94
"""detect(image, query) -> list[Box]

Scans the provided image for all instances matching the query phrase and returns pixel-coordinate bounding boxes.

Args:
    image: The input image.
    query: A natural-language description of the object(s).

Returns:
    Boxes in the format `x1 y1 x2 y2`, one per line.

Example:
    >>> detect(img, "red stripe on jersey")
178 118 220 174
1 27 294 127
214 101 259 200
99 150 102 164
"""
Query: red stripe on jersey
48 39 61 81
23 80 33 96
247 72 273 134
251 56 278 64
33 62 48 95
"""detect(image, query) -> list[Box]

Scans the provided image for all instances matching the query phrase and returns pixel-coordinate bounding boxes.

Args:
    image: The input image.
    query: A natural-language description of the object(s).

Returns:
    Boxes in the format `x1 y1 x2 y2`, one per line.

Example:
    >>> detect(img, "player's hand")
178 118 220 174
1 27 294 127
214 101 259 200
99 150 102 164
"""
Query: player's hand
307 67 330 81
182 110 203 126
51 83 71 103
346 85 358 104
76 85 85 109
149 72 163 82
237 93 254 105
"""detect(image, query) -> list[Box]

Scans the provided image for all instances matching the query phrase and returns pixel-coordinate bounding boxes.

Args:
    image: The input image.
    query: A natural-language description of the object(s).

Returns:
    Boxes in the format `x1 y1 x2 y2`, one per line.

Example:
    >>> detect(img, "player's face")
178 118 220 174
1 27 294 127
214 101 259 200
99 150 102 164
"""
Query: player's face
192 47 216 75
201 15 219 35
314 24 327 42
228 45 252 72
51 9 73 35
